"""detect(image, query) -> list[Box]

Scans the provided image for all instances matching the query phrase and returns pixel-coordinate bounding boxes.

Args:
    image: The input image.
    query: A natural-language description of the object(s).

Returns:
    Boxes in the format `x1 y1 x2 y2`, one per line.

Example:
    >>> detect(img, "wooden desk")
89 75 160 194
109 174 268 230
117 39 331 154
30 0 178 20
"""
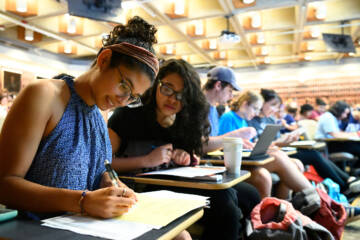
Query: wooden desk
0 209 204 240
201 156 275 166
120 170 251 190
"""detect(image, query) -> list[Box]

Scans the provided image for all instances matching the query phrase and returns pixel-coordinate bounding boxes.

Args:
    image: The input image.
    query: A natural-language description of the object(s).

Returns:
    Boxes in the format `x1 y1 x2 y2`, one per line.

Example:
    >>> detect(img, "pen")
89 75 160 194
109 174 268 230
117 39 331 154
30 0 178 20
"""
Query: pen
104 159 120 187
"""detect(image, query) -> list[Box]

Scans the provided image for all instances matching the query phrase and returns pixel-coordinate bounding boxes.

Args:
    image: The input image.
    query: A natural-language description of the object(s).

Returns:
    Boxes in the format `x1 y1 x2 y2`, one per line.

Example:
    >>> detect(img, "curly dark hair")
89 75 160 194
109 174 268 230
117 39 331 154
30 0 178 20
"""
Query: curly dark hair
142 59 211 155
93 16 158 82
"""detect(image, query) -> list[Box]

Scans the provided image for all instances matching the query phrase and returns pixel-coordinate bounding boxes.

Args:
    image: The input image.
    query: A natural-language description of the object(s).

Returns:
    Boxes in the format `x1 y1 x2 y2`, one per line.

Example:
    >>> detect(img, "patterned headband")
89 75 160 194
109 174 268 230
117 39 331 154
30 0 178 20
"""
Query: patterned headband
103 42 159 76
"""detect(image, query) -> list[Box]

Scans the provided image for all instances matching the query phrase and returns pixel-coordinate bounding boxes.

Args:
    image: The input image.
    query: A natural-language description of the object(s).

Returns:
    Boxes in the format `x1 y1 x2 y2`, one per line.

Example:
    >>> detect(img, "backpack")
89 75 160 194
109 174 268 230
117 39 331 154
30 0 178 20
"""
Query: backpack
291 187 346 240
246 197 334 240
321 178 349 205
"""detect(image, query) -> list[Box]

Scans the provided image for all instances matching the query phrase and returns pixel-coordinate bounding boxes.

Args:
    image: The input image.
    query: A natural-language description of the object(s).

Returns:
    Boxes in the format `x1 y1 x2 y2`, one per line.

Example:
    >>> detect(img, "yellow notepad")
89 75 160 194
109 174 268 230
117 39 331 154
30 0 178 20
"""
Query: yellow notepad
116 191 208 229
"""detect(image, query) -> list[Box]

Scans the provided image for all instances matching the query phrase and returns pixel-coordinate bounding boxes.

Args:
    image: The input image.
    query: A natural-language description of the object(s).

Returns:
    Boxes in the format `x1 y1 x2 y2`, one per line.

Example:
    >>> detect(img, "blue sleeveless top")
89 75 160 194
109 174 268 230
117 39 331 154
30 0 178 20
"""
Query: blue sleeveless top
25 75 111 191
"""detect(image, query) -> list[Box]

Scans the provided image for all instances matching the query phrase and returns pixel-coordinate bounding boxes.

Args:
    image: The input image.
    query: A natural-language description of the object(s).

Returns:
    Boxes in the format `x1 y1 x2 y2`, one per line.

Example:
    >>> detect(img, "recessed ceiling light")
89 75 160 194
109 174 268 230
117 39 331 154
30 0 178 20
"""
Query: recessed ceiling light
25 28 34 41
243 0 255 4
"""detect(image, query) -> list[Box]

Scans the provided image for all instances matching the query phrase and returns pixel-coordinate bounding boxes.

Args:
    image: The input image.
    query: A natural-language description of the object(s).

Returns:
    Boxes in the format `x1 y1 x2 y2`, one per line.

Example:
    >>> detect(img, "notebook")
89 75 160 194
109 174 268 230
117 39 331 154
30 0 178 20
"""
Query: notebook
242 124 282 160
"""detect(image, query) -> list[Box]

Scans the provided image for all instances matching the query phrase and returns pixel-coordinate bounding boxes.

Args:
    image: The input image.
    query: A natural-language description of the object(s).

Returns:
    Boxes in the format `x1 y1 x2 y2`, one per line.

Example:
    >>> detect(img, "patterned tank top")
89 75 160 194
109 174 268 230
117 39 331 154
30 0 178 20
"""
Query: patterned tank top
25 75 111 191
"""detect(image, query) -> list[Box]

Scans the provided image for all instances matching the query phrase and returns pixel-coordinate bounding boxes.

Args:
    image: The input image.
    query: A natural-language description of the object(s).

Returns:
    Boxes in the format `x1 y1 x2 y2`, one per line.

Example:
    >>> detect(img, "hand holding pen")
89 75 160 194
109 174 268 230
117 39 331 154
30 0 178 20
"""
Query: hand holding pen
77 161 137 218
103 160 137 202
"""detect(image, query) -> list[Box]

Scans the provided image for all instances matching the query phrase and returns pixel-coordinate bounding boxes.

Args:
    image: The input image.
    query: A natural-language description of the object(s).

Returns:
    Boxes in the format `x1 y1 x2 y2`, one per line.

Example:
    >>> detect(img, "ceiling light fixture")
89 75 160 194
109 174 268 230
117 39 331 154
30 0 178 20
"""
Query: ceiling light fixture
264 57 270 64
310 27 320 38
174 0 185 15
261 47 268 55
209 39 217 49
257 33 265 44
251 13 261 28
304 55 312 61
194 20 204 36
25 28 34 41
219 16 241 44
67 17 76 34
16 0 27 13
121 0 138 9
315 3 326 20
64 41 72 54
243 0 255 4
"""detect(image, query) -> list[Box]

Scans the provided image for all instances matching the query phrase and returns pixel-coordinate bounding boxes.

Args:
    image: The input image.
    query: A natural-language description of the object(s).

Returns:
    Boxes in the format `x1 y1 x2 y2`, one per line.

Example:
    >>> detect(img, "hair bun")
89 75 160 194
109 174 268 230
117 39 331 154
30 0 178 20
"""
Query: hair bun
103 16 157 51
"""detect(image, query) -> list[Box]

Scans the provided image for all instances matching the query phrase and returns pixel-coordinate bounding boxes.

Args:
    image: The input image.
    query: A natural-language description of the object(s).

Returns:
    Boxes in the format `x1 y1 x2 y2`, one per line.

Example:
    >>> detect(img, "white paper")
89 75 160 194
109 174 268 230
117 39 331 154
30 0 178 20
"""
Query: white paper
42 214 153 240
42 190 209 240
290 140 317 146
137 166 226 178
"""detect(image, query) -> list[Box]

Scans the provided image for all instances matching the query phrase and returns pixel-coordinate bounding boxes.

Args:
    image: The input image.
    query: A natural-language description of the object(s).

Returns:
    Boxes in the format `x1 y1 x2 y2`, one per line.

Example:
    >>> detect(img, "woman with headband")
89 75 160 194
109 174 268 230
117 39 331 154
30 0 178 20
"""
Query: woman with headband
0 17 159 219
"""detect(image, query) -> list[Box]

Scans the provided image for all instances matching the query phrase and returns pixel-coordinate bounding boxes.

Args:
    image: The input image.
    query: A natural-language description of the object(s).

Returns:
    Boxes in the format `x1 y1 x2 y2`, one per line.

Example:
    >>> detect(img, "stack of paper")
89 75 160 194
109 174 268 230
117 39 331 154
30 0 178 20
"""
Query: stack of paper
42 190 209 240
137 166 226 179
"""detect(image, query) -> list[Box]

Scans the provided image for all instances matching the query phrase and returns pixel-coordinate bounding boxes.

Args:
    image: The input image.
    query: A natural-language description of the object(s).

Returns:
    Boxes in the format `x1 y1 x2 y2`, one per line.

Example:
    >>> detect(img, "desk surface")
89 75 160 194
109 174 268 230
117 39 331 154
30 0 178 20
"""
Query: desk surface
317 138 360 142
201 156 275 166
289 142 326 150
0 209 204 240
120 170 250 190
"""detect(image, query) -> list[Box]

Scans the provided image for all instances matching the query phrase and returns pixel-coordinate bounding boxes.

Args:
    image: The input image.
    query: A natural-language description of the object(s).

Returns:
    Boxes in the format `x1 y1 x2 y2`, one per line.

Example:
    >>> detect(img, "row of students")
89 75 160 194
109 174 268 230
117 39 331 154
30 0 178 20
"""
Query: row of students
108 60 260 240
0 16 198 240
0 15 359 239
0 17 261 240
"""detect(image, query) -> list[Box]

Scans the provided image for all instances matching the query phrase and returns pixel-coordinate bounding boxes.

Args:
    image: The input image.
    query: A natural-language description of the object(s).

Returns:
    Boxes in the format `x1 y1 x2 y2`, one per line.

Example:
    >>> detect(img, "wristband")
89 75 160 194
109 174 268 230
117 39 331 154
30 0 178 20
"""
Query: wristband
78 190 88 215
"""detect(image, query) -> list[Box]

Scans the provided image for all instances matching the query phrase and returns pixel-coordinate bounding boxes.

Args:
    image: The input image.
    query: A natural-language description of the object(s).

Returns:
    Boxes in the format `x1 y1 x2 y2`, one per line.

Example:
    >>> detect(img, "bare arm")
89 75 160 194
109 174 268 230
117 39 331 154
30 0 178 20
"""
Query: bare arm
109 128 173 172
0 82 82 212
0 82 135 218
202 127 256 153
329 131 359 139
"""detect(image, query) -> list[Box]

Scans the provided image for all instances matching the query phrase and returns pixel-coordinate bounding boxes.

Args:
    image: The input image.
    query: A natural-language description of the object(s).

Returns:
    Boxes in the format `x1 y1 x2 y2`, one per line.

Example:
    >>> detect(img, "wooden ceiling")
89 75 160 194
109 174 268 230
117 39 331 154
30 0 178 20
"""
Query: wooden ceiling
0 0 359 69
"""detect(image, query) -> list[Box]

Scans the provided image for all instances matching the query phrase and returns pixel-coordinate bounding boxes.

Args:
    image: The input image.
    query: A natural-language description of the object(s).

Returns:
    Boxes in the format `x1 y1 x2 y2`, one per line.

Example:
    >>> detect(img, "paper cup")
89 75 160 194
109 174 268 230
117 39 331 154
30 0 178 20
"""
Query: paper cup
223 137 243 175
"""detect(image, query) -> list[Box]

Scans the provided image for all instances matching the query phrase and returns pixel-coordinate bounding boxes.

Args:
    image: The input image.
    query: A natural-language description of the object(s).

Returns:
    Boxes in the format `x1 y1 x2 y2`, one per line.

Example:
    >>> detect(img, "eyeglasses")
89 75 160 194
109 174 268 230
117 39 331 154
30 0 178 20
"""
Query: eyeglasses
116 69 142 108
250 104 261 114
159 81 183 101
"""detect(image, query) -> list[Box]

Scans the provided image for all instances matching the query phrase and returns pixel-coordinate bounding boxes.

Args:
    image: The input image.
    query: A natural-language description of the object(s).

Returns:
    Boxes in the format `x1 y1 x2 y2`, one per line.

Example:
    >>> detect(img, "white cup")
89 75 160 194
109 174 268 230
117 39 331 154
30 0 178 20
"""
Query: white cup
223 137 243 175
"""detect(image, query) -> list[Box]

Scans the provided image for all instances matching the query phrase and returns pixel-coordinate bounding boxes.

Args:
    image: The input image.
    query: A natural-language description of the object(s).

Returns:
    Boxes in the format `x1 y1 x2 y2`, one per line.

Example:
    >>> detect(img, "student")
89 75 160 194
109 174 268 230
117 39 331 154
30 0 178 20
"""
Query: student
202 66 257 153
0 17 158 219
249 90 360 197
280 103 298 133
316 101 360 164
108 59 261 240
309 97 327 121
218 91 313 199
299 103 314 120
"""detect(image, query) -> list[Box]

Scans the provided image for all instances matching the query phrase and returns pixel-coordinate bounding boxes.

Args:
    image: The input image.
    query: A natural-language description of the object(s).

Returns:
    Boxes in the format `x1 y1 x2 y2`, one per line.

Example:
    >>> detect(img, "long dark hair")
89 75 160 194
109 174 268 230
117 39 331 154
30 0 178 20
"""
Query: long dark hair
142 59 210 155
94 16 158 82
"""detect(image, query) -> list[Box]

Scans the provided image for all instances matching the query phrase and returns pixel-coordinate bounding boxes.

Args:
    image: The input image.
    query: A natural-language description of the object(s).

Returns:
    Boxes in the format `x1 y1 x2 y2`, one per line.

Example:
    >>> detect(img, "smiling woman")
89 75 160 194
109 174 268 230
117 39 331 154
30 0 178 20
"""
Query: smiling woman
108 59 261 240
0 16 159 220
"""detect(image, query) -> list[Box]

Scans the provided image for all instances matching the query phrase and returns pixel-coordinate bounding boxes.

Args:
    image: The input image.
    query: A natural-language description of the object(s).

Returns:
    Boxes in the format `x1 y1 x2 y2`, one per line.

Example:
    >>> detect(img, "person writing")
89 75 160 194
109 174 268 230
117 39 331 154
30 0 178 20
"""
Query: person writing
0 16 158 219
108 59 261 240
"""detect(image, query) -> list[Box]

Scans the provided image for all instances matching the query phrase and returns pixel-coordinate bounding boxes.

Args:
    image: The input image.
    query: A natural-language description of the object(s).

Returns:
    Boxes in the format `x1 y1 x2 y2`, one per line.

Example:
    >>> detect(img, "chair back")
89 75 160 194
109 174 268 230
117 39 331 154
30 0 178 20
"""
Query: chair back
298 119 318 140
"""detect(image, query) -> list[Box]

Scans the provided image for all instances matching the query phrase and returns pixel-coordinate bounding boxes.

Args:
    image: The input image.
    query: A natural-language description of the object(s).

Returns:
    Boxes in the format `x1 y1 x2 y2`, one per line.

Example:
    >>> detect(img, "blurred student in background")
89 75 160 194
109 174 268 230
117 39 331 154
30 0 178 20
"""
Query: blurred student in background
309 97 327 121
219 90 313 199
202 66 257 153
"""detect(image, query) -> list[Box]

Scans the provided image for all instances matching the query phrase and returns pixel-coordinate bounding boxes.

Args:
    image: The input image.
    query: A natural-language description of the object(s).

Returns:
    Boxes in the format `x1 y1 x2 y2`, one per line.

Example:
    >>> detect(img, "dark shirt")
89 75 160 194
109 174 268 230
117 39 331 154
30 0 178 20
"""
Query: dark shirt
108 105 174 157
